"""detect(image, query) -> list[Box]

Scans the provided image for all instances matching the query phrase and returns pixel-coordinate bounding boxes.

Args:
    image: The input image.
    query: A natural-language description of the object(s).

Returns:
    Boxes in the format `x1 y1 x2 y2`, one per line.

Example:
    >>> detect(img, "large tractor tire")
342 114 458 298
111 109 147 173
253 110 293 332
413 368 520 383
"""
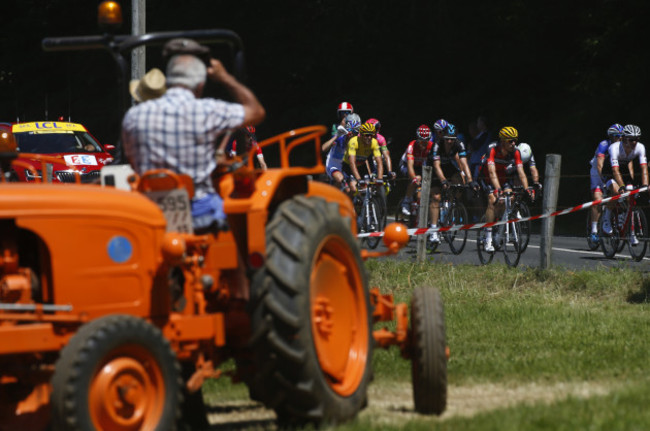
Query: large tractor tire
410 287 447 415
51 314 182 431
248 195 373 427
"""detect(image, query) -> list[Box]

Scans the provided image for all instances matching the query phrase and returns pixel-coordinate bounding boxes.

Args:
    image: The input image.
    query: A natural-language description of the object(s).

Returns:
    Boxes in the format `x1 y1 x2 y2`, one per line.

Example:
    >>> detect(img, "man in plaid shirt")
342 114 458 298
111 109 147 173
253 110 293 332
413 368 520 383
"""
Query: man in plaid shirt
122 44 265 231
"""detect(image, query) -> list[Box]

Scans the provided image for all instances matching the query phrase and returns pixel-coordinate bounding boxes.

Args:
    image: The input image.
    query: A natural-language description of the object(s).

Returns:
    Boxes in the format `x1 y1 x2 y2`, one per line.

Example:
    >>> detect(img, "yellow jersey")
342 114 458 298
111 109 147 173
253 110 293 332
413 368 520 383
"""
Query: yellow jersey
344 136 381 165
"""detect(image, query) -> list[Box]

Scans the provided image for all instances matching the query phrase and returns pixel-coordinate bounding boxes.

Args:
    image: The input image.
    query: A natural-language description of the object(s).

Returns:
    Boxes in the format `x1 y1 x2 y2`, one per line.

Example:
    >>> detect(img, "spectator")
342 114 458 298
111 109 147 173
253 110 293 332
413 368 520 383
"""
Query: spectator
468 115 492 179
122 41 265 232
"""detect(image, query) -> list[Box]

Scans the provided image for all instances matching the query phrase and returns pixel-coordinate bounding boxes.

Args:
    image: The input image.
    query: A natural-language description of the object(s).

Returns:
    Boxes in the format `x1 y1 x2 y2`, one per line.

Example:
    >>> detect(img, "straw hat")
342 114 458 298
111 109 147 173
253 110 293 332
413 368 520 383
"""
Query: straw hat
129 68 166 102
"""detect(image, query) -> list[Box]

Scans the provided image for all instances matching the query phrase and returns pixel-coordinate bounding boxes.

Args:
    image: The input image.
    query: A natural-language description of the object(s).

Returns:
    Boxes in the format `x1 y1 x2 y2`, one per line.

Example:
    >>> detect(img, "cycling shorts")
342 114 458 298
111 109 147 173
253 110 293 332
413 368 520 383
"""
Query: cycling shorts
589 165 607 193
325 153 343 179
400 162 422 178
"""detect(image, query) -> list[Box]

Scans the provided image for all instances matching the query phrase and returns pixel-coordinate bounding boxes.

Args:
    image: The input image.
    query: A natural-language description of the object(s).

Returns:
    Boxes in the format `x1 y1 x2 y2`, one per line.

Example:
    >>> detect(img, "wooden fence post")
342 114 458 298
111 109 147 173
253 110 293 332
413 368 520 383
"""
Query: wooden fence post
540 154 561 269
417 166 432 262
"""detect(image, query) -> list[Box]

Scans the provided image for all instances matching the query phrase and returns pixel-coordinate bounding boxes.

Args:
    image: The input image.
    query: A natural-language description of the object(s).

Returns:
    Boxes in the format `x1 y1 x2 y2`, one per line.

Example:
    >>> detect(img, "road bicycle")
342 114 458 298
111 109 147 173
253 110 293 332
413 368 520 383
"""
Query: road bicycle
427 184 469 255
353 175 388 249
512 187 533 252
476 188 525 267
598 189 648 261
396 183 422 229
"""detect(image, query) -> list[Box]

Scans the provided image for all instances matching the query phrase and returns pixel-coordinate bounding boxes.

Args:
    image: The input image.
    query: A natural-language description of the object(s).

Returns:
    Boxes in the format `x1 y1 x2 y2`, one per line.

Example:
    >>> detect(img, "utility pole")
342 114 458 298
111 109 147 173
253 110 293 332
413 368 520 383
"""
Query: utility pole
131 0 146 93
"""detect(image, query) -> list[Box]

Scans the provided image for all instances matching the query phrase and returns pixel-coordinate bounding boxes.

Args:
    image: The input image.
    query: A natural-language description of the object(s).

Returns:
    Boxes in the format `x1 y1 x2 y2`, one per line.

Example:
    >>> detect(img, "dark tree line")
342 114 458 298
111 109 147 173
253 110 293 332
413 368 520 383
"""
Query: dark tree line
1 0 649 218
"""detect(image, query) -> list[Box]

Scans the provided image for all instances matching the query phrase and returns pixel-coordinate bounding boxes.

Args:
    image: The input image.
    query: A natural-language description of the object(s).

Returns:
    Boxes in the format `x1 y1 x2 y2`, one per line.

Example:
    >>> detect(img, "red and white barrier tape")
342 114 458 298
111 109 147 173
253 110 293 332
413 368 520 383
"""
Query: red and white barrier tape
357 186 649 238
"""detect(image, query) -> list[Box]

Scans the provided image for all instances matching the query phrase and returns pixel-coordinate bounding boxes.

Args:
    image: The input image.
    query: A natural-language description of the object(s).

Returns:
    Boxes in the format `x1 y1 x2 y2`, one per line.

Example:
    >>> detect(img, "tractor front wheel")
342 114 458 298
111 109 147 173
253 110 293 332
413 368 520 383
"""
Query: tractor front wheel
51 314 181 431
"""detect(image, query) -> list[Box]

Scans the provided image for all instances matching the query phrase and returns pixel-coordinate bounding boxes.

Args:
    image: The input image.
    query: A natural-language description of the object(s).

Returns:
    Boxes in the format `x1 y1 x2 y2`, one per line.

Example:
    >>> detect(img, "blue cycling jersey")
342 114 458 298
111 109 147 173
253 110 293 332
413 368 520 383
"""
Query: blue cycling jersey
328 135 349 160
590 139 612 167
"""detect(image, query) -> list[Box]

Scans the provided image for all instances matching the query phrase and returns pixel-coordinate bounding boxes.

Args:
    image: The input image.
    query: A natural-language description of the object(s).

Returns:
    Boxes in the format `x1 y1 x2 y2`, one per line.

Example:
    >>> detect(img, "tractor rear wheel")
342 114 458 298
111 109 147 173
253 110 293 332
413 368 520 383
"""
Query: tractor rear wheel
410 287 447 415
51 314 181 431
248 195 373 427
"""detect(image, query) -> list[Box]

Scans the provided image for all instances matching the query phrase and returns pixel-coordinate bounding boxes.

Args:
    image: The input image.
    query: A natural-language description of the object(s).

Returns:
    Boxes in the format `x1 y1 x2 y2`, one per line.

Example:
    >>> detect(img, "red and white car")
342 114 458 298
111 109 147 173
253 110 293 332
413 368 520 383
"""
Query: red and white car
7 121 115 183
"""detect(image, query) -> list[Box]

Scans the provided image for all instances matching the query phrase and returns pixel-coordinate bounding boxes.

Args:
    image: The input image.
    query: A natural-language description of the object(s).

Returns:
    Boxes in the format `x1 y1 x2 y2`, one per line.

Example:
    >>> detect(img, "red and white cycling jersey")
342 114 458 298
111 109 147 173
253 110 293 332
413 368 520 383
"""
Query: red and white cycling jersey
481 142 523 185
400 140 433 168
229 140 264 159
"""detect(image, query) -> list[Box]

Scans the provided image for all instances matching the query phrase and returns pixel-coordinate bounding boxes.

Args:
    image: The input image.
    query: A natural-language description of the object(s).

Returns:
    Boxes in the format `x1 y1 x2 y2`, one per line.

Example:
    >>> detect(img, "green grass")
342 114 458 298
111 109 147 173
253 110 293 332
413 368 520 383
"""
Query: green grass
202 261 650 430
368 261 650 385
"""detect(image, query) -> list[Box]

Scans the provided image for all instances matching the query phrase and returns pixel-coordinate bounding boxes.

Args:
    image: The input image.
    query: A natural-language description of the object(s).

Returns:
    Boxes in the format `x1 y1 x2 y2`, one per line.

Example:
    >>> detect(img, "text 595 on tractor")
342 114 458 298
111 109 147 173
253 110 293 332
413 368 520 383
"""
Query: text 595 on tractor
0 3 448 429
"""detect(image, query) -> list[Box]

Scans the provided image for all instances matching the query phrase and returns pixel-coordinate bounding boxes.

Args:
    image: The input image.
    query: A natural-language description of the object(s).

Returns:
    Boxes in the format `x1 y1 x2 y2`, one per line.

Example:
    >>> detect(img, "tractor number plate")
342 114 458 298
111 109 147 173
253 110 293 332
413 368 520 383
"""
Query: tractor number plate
144 188 194 233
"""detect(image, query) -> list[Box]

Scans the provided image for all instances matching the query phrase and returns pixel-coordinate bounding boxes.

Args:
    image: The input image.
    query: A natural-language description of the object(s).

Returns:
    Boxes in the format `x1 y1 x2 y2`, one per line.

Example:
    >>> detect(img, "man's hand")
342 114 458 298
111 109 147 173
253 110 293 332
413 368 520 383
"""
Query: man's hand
388 171 396 179
336 125 348 137
469 180 480 193
206 59 231 83
534 181 542 191
441 179 450 190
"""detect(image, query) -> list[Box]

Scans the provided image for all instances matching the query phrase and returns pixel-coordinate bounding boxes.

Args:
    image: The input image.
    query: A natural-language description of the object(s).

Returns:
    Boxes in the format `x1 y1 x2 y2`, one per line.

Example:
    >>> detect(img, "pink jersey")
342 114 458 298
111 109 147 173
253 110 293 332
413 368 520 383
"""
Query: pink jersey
376 133 387 149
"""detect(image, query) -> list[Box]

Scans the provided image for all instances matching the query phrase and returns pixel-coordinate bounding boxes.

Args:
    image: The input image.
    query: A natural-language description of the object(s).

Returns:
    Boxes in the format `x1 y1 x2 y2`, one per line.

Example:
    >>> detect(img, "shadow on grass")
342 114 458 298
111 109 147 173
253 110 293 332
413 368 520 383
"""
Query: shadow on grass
626 277 650 304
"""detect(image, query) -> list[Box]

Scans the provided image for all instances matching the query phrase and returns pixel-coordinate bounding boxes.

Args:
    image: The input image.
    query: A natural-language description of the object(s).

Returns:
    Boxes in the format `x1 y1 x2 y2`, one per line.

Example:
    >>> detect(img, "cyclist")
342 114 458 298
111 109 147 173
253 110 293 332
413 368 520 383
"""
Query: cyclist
331 101 354 137
399 125 434 216
588 123 623 242
322 113 361 193
480 126 532 252
227 126 268 170
366 118 395 178
426 124 477 244
344 122 384 194
601 124 648 244
432 118 448 144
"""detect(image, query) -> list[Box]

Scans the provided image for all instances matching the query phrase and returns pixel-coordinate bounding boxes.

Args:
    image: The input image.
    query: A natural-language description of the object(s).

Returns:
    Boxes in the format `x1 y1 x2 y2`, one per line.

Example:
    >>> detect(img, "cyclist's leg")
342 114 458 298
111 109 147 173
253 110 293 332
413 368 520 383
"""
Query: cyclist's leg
341 163 357 195
590 167 605 234
483 184 498 250
429 180 442 227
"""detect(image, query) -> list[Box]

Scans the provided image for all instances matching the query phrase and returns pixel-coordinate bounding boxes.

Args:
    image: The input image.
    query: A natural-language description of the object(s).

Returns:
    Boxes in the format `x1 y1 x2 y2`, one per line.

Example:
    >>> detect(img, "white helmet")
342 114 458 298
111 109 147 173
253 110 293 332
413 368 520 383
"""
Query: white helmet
517 142 532 163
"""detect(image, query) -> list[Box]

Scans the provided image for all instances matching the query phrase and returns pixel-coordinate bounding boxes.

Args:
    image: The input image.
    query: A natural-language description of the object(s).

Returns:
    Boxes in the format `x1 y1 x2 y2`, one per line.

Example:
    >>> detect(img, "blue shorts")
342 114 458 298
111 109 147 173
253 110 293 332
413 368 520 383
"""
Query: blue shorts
191 193 226 229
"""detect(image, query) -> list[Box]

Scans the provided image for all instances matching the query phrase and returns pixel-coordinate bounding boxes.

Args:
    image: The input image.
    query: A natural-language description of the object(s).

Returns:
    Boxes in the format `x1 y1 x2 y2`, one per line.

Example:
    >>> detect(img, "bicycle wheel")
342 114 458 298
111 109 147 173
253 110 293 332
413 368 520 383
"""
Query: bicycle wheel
517 201 532 252
501 217 522 267
599 209 619 258
628 207 648 261
445 201 468 255
476 216 494 265
365 195 386 250
586 210 600 251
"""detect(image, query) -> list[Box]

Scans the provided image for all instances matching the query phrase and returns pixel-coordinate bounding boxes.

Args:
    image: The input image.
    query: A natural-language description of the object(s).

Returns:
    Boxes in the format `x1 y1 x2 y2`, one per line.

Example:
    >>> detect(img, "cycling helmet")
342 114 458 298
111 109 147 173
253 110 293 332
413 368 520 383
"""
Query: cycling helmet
345 113 361 134
517 143 532 163
359 122 377 136
443 124 457 138
623 124 641 139
433 119 448 132
499 126 519 140
366 118 381 131
416 125 432 140
337 102 354 117
607 123 624 138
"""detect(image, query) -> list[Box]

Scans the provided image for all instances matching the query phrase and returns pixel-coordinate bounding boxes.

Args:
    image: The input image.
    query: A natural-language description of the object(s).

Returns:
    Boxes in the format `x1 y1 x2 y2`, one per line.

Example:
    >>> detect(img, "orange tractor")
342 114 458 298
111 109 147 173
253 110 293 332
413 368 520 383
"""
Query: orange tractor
0 3 447 430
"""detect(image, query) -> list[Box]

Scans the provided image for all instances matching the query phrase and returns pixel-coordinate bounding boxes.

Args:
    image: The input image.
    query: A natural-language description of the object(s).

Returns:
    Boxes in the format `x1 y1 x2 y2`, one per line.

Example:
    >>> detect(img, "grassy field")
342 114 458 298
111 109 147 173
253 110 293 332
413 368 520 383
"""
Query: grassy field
203 260 650 430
